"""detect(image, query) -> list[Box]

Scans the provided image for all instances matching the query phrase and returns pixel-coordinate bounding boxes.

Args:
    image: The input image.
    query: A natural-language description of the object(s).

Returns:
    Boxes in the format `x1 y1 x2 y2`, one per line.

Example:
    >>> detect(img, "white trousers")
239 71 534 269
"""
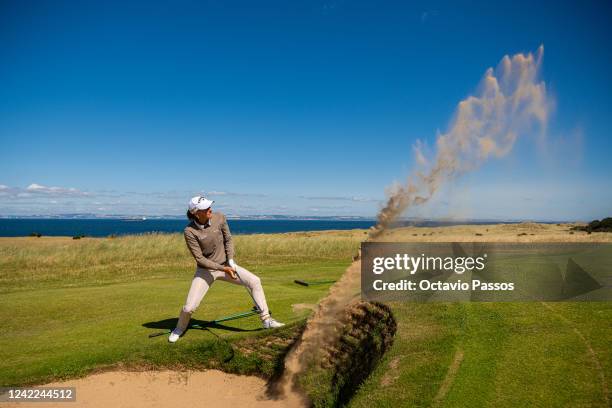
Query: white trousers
175 265 270 332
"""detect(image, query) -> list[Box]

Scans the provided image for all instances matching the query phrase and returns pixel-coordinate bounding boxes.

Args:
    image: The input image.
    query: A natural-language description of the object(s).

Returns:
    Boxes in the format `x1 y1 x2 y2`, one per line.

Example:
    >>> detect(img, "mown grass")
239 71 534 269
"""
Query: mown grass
347 228 612 408
348 301 611 407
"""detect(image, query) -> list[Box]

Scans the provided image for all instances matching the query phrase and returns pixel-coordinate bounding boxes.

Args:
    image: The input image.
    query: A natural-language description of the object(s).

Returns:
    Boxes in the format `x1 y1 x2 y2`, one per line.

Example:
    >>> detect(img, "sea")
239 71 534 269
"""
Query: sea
0 218 377 237
0 218 528 238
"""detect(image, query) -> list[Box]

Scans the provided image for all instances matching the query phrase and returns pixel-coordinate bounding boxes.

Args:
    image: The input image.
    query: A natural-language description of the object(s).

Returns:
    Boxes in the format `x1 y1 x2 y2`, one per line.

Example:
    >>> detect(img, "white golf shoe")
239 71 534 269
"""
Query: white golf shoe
263 318 285 329
168 329 182 343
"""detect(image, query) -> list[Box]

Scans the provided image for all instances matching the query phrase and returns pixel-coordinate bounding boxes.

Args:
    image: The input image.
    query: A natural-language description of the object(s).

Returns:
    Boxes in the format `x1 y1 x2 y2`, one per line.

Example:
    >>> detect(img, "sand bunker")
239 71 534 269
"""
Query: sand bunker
3 370 305 408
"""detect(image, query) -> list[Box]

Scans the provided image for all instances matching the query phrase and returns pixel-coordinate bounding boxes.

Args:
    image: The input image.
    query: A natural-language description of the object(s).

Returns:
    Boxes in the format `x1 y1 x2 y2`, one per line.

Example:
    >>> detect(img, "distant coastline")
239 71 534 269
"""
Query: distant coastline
0 218 573 238
0 214 571 223
0 214 375 221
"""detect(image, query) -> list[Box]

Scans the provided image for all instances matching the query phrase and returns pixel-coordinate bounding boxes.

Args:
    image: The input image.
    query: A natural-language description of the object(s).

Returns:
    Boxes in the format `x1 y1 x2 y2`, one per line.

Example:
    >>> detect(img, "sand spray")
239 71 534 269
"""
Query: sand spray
280 47 551 397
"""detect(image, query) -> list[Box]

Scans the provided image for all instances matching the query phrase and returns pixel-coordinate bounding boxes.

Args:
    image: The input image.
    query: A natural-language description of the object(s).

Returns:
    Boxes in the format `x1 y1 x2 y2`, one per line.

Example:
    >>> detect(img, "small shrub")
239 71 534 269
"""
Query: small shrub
572 217 612 233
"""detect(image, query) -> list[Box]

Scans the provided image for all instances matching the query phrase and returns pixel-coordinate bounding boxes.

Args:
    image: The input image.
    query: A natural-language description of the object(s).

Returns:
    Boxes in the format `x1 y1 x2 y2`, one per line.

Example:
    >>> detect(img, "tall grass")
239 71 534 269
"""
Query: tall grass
0 230 364 291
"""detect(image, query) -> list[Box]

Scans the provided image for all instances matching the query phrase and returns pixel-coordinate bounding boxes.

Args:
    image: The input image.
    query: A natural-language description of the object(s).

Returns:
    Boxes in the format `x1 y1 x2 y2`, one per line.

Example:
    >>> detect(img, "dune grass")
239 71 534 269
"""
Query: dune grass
0 230 364 292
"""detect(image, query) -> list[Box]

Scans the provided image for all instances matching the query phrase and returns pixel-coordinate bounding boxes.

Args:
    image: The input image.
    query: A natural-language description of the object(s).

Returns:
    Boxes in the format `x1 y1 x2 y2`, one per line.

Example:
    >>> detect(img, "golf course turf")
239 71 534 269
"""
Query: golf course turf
1 224 610 407
0 231 361 392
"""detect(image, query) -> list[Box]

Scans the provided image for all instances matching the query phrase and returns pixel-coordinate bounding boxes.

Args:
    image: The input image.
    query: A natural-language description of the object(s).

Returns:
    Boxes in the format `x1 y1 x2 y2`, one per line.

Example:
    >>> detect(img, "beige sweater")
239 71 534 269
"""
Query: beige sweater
183 212 235 271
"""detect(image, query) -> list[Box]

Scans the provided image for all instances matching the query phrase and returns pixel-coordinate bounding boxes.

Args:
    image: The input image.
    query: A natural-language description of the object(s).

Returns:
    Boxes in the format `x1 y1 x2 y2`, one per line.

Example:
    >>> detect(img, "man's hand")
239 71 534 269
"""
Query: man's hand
223 266 237 280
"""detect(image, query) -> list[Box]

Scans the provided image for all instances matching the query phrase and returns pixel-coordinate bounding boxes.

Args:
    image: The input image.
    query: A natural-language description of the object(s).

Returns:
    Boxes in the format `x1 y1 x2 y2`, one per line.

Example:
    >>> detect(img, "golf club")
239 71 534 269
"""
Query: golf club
148 307 260 338
294 279 337 287
149 262 266 339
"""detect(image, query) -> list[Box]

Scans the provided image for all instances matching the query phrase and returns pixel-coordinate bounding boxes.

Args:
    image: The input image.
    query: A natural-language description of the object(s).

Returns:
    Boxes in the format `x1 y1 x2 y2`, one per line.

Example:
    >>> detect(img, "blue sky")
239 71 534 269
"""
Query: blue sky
1 0 611 220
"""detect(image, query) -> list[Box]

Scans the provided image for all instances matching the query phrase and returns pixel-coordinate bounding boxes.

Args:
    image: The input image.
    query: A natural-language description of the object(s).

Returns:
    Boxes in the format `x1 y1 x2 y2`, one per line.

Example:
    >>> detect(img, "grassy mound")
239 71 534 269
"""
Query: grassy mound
298 301 397 407
573 217 612 233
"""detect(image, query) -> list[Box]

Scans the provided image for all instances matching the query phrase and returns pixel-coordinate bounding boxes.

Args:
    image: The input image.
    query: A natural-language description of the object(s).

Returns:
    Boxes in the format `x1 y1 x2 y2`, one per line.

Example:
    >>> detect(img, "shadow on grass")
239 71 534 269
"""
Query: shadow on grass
143 317 264 334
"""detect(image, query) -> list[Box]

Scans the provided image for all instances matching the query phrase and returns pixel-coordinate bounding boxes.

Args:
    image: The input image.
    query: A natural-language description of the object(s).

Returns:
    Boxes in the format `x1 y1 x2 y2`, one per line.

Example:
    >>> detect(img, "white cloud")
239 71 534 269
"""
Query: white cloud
25 183 90 197
421 10 438 23
0 183 91 201
206 191 267 198
0 185 380 217
300 195 380 203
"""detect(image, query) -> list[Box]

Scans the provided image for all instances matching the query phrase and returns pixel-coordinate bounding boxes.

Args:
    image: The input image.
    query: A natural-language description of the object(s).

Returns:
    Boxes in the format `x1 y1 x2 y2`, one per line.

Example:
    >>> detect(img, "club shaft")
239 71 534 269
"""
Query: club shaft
212 310 258 323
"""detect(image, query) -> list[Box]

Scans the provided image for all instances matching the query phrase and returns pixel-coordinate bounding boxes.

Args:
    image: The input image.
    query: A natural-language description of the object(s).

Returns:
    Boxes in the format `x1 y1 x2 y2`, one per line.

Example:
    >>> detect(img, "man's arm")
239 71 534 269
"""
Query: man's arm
184 230 225 270
221 214 235 261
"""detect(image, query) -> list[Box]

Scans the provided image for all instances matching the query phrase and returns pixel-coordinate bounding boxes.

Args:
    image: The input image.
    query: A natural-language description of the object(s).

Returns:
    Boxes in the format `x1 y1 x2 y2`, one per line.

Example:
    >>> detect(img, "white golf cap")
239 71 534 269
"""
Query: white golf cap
188 195 214 213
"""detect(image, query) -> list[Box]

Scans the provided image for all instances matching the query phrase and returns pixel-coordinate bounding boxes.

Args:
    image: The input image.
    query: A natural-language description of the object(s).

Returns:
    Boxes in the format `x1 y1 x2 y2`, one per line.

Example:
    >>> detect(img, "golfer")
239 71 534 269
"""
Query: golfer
169 195 284 343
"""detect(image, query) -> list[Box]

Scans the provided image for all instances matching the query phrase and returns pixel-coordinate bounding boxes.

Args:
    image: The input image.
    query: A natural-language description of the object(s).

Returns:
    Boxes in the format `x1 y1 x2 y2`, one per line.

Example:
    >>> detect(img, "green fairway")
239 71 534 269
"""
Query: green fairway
349 302 611 407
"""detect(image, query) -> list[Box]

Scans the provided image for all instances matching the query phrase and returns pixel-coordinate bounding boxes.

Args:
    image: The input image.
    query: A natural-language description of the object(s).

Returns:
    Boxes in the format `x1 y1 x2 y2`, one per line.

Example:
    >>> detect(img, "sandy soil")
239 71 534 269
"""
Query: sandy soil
2 370 305 408
380 222 612 242
291 303 317 313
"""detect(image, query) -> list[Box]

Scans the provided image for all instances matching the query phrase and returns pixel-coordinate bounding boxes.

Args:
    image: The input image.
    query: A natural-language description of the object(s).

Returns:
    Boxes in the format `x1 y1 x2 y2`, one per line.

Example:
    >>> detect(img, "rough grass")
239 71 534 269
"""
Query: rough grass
0 230 364 292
